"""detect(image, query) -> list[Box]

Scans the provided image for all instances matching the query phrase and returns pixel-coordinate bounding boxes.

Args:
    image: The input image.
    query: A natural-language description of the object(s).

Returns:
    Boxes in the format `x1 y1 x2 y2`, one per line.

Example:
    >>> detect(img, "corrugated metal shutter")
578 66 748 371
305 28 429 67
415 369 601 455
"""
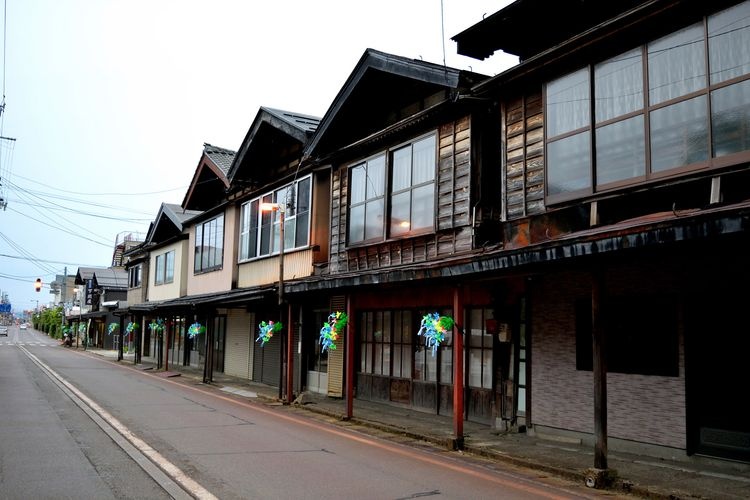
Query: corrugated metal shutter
224 310 253 379
327 295 346 397
253 315 281 387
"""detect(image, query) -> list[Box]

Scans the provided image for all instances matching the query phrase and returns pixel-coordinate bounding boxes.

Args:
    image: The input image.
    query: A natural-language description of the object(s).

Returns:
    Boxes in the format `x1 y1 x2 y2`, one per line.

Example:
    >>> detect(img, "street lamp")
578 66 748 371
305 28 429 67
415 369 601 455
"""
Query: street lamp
260 201 292 402
260 202 284 306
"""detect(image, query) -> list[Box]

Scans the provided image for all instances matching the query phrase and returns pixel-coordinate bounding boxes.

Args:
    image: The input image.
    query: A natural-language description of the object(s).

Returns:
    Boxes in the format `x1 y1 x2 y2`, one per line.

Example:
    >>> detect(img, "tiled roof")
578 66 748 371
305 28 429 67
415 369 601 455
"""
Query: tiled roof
262 107 320 134
203 143 235 175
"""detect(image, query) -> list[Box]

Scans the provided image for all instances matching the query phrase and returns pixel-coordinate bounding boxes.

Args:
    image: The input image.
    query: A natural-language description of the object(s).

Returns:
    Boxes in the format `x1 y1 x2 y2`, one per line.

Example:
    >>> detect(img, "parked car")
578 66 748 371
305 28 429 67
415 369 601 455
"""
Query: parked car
0 326 8 336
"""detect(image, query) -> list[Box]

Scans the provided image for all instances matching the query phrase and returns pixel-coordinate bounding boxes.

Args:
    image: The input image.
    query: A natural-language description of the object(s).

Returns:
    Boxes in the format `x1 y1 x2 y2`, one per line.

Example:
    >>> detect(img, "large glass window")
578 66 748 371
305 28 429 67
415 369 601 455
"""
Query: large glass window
194 215 224 273
349 155 385 243
238 175 312 261
154 250 175 284
467 308 493 389
348 133 437 245
544 1 750 203
128 264 142 288
155 254 165 285
389 135 436 237
359 308 453 384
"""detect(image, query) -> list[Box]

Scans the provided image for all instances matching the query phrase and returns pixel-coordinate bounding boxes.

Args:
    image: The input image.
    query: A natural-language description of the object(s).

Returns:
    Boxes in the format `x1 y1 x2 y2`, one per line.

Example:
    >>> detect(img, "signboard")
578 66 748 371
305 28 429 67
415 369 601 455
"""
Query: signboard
0 303 11 313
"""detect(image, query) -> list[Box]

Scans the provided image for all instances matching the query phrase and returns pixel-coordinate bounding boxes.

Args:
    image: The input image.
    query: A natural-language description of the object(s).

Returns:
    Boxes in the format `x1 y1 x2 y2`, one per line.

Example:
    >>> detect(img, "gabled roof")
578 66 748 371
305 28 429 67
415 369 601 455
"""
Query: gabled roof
75 266 108 283
92 268 128 290
303 48 488 160
203 143 235 176
452 0 647 61
227 107 320 185
145 202 202 245
182 143 235 211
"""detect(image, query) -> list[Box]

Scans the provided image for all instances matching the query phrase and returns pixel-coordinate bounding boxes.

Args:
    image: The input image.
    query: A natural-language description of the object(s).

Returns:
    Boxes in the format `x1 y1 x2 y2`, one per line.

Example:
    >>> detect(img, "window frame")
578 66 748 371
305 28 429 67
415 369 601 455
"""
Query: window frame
238 174 313 262
128 264 142 288
194 214 225 274
347 132 438 247
154 250 175 285
543 2 750 205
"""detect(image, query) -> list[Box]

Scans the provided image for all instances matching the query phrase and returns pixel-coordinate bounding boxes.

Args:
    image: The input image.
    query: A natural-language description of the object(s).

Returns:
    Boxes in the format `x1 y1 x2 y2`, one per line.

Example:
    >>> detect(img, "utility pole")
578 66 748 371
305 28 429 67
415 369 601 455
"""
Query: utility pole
61 267 67 335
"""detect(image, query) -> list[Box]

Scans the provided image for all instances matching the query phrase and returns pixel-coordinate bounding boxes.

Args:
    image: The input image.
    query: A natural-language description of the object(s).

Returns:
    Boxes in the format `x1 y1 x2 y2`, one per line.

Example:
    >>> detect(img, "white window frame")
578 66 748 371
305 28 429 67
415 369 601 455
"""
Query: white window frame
238 174 312 262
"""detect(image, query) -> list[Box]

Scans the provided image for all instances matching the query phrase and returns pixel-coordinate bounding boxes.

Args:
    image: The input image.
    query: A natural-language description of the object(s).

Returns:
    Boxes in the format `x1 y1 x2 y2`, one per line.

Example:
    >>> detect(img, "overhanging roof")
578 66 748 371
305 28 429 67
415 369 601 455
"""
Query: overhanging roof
227 107 320 186
303 48 488 160
452 0 647 61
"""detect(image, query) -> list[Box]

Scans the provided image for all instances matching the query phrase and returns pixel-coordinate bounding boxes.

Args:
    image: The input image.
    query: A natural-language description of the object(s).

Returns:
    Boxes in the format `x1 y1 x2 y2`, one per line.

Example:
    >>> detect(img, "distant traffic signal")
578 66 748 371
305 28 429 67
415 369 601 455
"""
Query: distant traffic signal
34 278 42 292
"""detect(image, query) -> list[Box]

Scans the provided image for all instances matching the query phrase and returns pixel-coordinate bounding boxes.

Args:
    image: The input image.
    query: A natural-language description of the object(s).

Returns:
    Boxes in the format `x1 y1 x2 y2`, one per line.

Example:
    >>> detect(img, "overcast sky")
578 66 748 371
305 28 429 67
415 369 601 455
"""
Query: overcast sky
0 0 517 314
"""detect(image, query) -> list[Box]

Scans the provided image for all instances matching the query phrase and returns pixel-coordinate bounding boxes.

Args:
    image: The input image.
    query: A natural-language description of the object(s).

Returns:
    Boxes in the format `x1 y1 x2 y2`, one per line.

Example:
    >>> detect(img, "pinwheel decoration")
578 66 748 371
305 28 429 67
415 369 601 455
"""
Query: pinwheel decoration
188 322 206 339
125 321 139 334
256 320 282 346
108 322 119 335
417 313 454 356
149 318 165 336
319 311 348 353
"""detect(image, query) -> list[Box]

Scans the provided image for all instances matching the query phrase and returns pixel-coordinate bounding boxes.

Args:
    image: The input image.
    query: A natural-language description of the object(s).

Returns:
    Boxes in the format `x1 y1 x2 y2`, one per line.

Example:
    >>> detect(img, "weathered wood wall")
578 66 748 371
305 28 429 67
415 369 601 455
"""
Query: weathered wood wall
504 90 545 219
329 116 474 274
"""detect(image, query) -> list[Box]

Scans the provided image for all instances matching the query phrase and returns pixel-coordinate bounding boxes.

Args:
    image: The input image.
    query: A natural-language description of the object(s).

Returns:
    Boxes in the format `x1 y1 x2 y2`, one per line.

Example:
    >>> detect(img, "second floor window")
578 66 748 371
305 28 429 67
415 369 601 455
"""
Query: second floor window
239 175 312 261
195 214 224 273
154 251 175 285
348 133 437 245
545 1 750 203
128 264 142 288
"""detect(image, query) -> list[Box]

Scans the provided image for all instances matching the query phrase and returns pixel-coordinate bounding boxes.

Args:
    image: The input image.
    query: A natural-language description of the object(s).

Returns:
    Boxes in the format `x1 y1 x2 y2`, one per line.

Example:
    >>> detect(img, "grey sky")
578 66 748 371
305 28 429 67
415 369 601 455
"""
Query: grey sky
0 0 516 314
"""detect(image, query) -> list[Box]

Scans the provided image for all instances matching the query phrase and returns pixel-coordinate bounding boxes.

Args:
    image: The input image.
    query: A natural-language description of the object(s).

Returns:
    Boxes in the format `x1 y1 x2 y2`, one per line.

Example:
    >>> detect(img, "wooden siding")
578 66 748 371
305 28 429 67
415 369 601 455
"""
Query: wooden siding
224 310 253 380
504 91 545 219
237 249 314 288
329 116 473 274
327 295 346 397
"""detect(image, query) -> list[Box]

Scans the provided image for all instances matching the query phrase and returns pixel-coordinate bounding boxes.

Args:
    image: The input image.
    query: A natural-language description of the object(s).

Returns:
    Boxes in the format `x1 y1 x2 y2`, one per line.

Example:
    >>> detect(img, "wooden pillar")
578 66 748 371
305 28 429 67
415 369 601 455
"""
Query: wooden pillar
345 295 354 420
592 270 608 470
117 315 124 361
453 286 464 448
286 303 294 404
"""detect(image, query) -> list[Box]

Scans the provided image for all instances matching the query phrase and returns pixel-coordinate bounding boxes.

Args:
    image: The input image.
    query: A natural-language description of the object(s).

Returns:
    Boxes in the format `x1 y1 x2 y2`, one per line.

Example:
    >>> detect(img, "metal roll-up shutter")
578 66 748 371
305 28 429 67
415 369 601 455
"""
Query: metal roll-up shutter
327 295 346 397
224 310 253 380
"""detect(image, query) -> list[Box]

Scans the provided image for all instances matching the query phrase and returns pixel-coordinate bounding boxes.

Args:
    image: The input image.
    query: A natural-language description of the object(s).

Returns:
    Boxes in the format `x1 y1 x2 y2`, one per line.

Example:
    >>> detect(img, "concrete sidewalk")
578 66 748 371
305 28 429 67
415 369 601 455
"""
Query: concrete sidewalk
86 347 750 499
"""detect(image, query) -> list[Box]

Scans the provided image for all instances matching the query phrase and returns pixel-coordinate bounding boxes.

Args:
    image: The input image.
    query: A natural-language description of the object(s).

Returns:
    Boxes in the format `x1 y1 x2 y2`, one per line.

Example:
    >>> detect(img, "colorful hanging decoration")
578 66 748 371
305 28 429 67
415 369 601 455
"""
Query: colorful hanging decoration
188 322 206 339
62 325 71 335
78 323 87 334
108 322 119 335
319 311 348 353
149 318 165 336
256 320 282 346
418 312 454 356
125 321 139 334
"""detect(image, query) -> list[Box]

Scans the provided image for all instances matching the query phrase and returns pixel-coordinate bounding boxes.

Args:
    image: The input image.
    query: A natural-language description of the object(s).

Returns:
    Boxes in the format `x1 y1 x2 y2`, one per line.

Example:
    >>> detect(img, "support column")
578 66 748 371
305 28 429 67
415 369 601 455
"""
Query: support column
452 286 464 449
345 295 354 420
592 270 608 470
286 303 294 404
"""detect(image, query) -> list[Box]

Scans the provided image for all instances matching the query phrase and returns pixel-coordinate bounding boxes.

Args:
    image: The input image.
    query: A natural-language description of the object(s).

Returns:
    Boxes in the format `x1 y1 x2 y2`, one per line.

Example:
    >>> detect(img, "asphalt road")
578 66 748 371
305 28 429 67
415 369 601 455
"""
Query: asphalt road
1 326 616 500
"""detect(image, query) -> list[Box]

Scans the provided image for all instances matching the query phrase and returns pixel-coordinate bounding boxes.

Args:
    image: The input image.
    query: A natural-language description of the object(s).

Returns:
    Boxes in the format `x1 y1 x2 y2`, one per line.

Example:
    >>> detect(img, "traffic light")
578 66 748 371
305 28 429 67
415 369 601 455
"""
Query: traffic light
34 278 42 292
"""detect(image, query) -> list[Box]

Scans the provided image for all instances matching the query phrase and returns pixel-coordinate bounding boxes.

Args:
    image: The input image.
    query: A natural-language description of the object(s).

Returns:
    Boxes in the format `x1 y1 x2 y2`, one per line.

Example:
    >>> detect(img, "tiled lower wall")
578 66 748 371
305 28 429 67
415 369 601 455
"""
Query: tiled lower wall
530 268 686 450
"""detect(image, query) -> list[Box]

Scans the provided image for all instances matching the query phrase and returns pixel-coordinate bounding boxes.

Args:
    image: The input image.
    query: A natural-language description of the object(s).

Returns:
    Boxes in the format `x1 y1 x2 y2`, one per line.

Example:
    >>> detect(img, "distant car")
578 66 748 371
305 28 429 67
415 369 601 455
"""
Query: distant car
0 326 8 336
19 323 27 330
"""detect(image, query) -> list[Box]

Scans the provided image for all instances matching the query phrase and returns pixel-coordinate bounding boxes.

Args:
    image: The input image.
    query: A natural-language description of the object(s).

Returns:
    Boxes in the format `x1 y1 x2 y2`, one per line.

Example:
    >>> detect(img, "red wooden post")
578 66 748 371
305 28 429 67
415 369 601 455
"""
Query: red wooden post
453 286 464 447
345 295 354 419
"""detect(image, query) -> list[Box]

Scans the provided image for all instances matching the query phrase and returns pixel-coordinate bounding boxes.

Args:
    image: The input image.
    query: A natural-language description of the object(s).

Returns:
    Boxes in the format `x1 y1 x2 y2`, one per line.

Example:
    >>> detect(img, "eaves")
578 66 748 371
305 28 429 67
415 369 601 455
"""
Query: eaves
285 202 750 294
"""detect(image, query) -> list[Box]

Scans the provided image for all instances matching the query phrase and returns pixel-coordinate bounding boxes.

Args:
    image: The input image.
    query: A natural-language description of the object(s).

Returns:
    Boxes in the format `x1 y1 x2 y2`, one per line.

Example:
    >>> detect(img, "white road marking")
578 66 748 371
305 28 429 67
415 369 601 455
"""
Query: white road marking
19 346 217 500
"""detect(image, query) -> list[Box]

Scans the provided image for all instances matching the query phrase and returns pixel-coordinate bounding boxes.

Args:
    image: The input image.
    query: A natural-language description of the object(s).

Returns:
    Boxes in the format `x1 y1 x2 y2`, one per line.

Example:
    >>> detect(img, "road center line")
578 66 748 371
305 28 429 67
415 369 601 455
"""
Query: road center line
20 346 217 500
